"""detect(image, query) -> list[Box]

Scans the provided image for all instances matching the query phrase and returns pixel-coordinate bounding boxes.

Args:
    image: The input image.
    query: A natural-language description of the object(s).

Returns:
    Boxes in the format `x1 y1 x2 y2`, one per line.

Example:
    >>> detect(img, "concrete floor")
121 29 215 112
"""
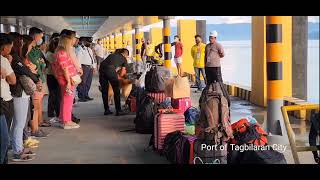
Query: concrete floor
9 76 317 164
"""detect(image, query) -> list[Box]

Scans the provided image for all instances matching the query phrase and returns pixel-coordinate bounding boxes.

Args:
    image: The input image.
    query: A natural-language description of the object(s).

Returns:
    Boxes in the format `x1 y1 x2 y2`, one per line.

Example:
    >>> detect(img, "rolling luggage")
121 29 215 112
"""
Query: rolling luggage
154 112 185 151
147 92 167 104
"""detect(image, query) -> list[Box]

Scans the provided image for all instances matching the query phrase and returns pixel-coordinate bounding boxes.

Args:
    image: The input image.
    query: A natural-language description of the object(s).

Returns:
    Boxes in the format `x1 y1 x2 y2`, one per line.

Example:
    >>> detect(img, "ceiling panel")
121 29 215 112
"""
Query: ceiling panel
62 16 108 37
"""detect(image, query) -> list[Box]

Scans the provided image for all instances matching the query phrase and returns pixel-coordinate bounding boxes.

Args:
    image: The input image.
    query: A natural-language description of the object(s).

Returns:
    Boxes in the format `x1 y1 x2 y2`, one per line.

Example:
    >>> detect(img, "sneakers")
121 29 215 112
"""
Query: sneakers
116 110 128 116
39 129 50 136
85 97 94 101
49 117 60 124
72 114 80 124
104 110 113 115
78 98 88 102
62 122 80 129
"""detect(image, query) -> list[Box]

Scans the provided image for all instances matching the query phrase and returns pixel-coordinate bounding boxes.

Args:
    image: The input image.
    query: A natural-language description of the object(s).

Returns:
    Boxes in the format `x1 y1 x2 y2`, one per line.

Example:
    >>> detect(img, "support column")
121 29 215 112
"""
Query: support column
132 33 136 59
266 16 289 143
159 16 174 69
134 24 143 63
196 20 206 42
106 36 110 51
196 20 206 81
177 19 197 74
251 16 292 108
121 29 127 48
16 18 23 34
110 34 115 52
117 33 122 49
2 24 11 33
150 27 163 45
292 16 308 100
144 32 150 41
113 32 118 49
251 16 267 107
134 25 144 73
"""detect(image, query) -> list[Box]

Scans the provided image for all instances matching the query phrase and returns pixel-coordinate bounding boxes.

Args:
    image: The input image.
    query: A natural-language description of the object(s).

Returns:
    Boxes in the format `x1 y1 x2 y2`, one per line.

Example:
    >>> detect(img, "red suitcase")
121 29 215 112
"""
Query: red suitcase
147 92 166 104
171 97 192 113
130 97 136 112
154 112 185 151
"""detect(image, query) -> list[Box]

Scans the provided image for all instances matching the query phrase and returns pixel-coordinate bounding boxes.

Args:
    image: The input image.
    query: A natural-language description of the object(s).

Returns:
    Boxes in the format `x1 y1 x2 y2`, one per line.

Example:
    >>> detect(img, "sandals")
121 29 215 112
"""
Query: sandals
12 153 34 162
39 121 51 127
23 149 36 156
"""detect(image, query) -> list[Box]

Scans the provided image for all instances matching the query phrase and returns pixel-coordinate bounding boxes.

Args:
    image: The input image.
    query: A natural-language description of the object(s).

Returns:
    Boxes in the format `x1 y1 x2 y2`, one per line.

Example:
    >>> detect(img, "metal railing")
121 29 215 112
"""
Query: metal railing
281 104 320 164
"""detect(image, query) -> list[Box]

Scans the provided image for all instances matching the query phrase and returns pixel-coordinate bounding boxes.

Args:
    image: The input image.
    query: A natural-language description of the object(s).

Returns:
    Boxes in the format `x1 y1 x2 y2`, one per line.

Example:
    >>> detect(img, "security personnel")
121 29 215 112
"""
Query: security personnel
99 48 129 116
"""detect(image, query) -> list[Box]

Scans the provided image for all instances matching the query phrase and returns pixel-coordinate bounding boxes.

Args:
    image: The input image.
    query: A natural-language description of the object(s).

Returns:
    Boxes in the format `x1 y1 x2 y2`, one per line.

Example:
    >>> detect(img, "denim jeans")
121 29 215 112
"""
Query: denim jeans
11 97 29 154
194 67 206 90
0 115 9 164
77 65 94 99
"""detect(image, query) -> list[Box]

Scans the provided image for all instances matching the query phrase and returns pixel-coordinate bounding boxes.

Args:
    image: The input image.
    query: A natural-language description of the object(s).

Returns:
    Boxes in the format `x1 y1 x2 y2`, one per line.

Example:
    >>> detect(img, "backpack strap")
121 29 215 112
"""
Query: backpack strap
217 94 224 145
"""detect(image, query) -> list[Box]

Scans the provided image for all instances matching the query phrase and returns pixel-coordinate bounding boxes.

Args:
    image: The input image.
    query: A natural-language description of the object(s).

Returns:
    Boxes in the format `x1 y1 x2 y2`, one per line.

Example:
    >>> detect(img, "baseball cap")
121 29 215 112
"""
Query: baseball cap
209 31 218 38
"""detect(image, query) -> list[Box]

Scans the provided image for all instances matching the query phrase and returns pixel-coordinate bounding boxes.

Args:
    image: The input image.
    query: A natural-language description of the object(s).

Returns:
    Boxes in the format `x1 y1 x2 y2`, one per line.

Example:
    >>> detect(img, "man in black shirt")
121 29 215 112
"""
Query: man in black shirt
99 48 129 116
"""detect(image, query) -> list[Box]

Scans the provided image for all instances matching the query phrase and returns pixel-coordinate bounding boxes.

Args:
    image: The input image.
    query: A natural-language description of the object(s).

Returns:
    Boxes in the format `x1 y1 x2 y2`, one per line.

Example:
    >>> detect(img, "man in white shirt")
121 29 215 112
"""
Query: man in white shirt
76 37 97 102
93 39 105 69
125 41 133 63
0 33 16 134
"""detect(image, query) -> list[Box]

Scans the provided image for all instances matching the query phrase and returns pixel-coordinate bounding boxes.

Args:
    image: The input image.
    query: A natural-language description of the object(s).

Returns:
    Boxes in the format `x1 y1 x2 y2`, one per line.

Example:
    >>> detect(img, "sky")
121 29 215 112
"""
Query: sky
177 16 319 24
139 16 319 32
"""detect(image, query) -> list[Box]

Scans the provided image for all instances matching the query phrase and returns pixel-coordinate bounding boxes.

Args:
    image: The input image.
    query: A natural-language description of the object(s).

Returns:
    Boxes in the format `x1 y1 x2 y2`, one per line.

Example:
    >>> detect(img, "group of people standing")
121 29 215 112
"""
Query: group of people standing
139 30 225 92
0 26 106 163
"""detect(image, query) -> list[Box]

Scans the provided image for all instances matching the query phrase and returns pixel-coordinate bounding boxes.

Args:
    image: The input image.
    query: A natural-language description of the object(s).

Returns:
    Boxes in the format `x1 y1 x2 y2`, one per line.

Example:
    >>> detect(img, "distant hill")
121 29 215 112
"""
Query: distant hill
206 23 251 41
170 22 319 41
308 22 319 40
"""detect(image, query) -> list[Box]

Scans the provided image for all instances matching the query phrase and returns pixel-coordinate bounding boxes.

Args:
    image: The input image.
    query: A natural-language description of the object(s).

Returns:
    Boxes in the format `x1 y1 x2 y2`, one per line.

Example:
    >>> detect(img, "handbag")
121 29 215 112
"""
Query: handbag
19 75 36 96
71 74 82 85
172 76 190 99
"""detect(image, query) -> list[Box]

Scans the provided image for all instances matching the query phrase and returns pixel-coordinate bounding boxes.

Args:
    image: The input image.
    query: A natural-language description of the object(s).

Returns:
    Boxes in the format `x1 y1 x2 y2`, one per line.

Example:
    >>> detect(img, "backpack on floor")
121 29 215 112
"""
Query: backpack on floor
184 107 200 125
162 131 191 164
204 81 231 108
196 83 233 145
133 87 147 123
230 118 268 146
135 95 157 134
145 65 170 92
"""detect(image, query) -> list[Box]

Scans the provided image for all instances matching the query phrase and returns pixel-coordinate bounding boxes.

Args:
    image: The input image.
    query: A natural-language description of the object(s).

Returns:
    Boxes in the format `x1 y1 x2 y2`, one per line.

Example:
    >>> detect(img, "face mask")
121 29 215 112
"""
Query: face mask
127 57 132 63
37 38 43 46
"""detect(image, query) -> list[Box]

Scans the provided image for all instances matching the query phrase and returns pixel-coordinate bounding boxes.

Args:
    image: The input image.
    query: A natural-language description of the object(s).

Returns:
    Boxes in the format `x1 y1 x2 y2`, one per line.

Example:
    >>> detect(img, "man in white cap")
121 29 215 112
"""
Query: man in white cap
204 30 225 84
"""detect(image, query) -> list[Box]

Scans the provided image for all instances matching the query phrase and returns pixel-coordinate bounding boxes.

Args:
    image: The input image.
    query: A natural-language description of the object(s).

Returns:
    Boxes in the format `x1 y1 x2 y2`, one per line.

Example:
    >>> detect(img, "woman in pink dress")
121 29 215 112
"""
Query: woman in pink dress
53 35 80 129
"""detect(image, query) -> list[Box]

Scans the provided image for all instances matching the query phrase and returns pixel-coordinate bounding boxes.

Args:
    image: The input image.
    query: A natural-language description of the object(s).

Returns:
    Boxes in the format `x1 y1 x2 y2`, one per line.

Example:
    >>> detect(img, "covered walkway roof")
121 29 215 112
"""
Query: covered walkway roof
1 16 162 38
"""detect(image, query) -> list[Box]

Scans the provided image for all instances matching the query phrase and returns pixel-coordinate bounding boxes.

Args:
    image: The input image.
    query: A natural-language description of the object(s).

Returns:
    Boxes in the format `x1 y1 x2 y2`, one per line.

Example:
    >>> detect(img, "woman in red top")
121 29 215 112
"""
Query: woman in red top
172 35 183 76
53 35 80 129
